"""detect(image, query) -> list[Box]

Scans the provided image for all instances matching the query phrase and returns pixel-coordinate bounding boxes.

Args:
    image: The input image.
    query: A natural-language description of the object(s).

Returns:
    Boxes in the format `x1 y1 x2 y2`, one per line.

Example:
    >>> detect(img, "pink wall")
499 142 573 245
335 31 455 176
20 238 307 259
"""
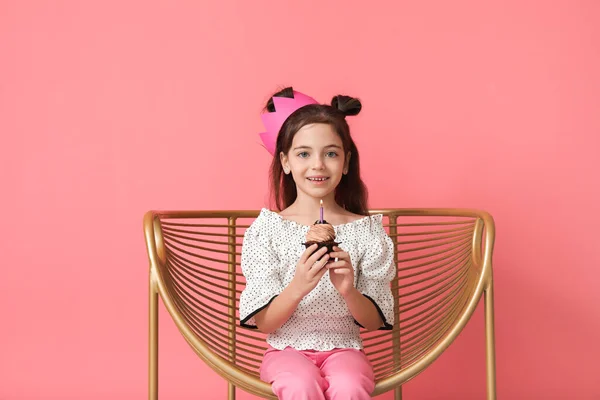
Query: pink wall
1 1 598 399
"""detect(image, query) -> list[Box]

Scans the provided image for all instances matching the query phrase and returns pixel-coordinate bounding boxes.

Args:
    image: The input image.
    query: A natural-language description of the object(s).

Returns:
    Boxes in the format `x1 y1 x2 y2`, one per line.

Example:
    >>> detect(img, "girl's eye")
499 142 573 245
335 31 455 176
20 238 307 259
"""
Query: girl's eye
326 151 338 158
297 152 309 158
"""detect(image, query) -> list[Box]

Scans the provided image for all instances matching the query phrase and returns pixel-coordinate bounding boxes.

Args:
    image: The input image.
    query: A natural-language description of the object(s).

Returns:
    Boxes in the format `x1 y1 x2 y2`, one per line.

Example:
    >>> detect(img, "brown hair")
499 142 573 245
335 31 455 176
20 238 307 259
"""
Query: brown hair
266 87 369 215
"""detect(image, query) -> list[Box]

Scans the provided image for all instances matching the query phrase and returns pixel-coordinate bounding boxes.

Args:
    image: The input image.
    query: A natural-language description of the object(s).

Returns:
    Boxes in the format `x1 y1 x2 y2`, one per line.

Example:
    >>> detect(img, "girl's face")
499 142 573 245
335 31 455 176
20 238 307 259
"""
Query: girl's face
280 123 350 202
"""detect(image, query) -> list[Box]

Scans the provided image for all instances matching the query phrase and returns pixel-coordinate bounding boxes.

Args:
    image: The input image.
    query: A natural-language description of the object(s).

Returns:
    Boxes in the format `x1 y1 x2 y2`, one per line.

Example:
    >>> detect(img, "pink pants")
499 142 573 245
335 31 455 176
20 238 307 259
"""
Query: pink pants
259 346 375 400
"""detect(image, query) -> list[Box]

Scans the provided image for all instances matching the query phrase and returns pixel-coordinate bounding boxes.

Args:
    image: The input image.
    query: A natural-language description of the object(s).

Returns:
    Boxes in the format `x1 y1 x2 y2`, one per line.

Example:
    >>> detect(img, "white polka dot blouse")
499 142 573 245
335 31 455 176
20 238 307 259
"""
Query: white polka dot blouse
239 208 396 351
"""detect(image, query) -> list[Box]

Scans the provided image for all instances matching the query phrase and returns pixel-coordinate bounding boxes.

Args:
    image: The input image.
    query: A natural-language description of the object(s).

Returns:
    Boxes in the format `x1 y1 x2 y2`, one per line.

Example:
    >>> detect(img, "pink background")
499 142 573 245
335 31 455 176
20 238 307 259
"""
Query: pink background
1 1 599 399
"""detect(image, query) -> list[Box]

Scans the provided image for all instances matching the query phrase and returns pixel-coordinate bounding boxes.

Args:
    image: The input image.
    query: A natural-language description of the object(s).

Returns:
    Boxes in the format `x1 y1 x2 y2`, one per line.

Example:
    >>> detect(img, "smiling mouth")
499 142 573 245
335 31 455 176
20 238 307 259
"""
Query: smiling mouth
307 177 329 182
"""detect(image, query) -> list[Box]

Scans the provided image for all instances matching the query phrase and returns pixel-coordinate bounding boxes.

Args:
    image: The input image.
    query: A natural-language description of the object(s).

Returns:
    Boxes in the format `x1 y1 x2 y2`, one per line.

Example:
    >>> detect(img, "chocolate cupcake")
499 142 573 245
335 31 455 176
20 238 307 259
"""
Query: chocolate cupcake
304 221 339 254
303 200 339 258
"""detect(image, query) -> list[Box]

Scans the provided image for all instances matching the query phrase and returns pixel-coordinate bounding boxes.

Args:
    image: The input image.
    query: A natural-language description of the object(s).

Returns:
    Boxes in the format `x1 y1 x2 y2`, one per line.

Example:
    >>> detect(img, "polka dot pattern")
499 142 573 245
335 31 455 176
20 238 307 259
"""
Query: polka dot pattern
239 208 396 351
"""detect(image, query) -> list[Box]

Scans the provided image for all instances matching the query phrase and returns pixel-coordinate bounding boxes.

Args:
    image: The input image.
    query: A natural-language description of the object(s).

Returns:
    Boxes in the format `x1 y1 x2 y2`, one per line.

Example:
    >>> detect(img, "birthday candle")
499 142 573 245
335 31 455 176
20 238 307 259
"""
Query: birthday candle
320 199 323 223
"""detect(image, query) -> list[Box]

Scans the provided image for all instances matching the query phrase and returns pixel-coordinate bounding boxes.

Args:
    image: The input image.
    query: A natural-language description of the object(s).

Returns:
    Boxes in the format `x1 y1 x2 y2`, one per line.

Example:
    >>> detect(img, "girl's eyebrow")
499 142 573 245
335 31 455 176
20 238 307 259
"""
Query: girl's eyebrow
292 144 343 150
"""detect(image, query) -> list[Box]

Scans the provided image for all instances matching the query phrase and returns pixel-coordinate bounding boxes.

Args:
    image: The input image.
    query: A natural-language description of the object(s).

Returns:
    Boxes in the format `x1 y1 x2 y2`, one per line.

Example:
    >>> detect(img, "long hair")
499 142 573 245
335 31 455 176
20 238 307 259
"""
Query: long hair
266 87 369 215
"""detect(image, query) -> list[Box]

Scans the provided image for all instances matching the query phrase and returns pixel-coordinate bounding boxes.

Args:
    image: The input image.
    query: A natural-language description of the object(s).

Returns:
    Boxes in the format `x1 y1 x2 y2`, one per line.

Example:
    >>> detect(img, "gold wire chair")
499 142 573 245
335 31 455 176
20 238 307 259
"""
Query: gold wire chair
144 209 496 400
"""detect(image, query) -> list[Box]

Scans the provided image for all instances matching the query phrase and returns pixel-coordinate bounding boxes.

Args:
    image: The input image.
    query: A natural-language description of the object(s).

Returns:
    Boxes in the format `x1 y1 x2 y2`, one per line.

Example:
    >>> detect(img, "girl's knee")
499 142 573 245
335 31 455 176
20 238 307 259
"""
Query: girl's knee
271 370 326 399
325 372 374 400
325 380 373 400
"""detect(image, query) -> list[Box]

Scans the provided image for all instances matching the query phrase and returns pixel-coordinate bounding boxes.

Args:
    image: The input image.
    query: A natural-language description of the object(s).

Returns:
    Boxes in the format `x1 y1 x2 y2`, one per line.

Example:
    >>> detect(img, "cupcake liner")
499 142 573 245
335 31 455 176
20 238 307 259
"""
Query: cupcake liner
303 240 340 262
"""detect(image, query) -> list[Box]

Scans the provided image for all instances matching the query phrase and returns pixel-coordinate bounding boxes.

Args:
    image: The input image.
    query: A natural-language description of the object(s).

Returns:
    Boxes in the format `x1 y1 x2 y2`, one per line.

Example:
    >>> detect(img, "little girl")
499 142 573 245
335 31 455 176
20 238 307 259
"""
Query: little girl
239 87 396 400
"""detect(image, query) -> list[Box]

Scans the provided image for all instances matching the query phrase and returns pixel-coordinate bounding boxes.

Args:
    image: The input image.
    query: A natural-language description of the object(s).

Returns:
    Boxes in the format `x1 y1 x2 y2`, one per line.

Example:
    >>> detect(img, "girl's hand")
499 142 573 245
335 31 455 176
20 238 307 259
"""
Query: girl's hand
289 244 330 298
327 246 355 297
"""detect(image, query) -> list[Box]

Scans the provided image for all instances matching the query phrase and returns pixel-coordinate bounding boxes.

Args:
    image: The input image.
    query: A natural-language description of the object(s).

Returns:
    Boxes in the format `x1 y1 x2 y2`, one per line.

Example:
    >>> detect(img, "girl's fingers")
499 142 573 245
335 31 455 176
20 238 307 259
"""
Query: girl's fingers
306 246 328 266
315 265 329 279
328 252 346 260
309 254 329 272
300 244 319 263
329 249 349 260
331 268 351 275
326 260 349 269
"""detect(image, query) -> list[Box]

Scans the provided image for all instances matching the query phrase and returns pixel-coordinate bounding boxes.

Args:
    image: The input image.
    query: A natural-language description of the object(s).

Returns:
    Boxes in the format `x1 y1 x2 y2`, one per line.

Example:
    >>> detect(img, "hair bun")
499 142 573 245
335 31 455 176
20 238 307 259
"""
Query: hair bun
266 86 295 112
331 95 362 116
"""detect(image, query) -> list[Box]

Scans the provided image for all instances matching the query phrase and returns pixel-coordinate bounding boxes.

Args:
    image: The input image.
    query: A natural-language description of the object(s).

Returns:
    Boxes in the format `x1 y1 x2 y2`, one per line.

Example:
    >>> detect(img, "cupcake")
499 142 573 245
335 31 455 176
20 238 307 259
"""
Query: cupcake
303 200 339 255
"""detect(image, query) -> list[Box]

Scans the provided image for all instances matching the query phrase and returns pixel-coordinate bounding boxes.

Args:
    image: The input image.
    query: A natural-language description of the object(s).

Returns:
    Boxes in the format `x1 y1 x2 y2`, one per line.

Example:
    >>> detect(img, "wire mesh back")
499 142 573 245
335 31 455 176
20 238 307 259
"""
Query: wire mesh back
150 210 486 392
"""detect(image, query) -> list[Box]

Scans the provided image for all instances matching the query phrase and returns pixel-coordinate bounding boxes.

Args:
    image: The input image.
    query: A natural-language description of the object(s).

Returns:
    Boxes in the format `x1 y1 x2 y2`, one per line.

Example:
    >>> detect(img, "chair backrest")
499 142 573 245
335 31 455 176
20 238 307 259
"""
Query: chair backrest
144 209 495 398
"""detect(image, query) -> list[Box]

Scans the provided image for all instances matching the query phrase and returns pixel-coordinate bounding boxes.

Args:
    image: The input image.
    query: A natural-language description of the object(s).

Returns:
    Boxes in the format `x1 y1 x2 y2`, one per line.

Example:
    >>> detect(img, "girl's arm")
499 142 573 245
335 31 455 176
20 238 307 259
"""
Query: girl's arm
255 245 330 334
329 243 394 332
341 288 384 331
254 284 304 334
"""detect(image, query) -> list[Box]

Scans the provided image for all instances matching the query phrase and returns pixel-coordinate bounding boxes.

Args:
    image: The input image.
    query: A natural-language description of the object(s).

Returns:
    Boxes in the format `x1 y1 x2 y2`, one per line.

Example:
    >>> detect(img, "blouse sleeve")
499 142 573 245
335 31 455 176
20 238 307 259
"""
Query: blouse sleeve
355 216 396 330
238 217 283 329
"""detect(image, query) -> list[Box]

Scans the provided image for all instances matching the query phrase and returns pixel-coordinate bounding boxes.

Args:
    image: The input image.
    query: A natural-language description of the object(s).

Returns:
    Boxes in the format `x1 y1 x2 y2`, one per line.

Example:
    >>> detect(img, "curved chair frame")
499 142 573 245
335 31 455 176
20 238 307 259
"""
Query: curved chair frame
144 209 496 400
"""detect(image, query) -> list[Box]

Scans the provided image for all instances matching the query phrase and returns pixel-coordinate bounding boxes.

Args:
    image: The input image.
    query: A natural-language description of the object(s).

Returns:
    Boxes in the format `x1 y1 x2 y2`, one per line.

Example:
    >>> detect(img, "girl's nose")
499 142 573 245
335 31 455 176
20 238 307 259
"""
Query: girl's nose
312 156 325 170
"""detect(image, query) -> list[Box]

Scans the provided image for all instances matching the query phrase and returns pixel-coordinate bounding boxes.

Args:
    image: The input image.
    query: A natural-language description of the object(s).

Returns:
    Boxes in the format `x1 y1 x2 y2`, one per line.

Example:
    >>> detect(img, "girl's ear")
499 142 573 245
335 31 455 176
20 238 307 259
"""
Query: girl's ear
344 152 352 175
280 151 290 174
